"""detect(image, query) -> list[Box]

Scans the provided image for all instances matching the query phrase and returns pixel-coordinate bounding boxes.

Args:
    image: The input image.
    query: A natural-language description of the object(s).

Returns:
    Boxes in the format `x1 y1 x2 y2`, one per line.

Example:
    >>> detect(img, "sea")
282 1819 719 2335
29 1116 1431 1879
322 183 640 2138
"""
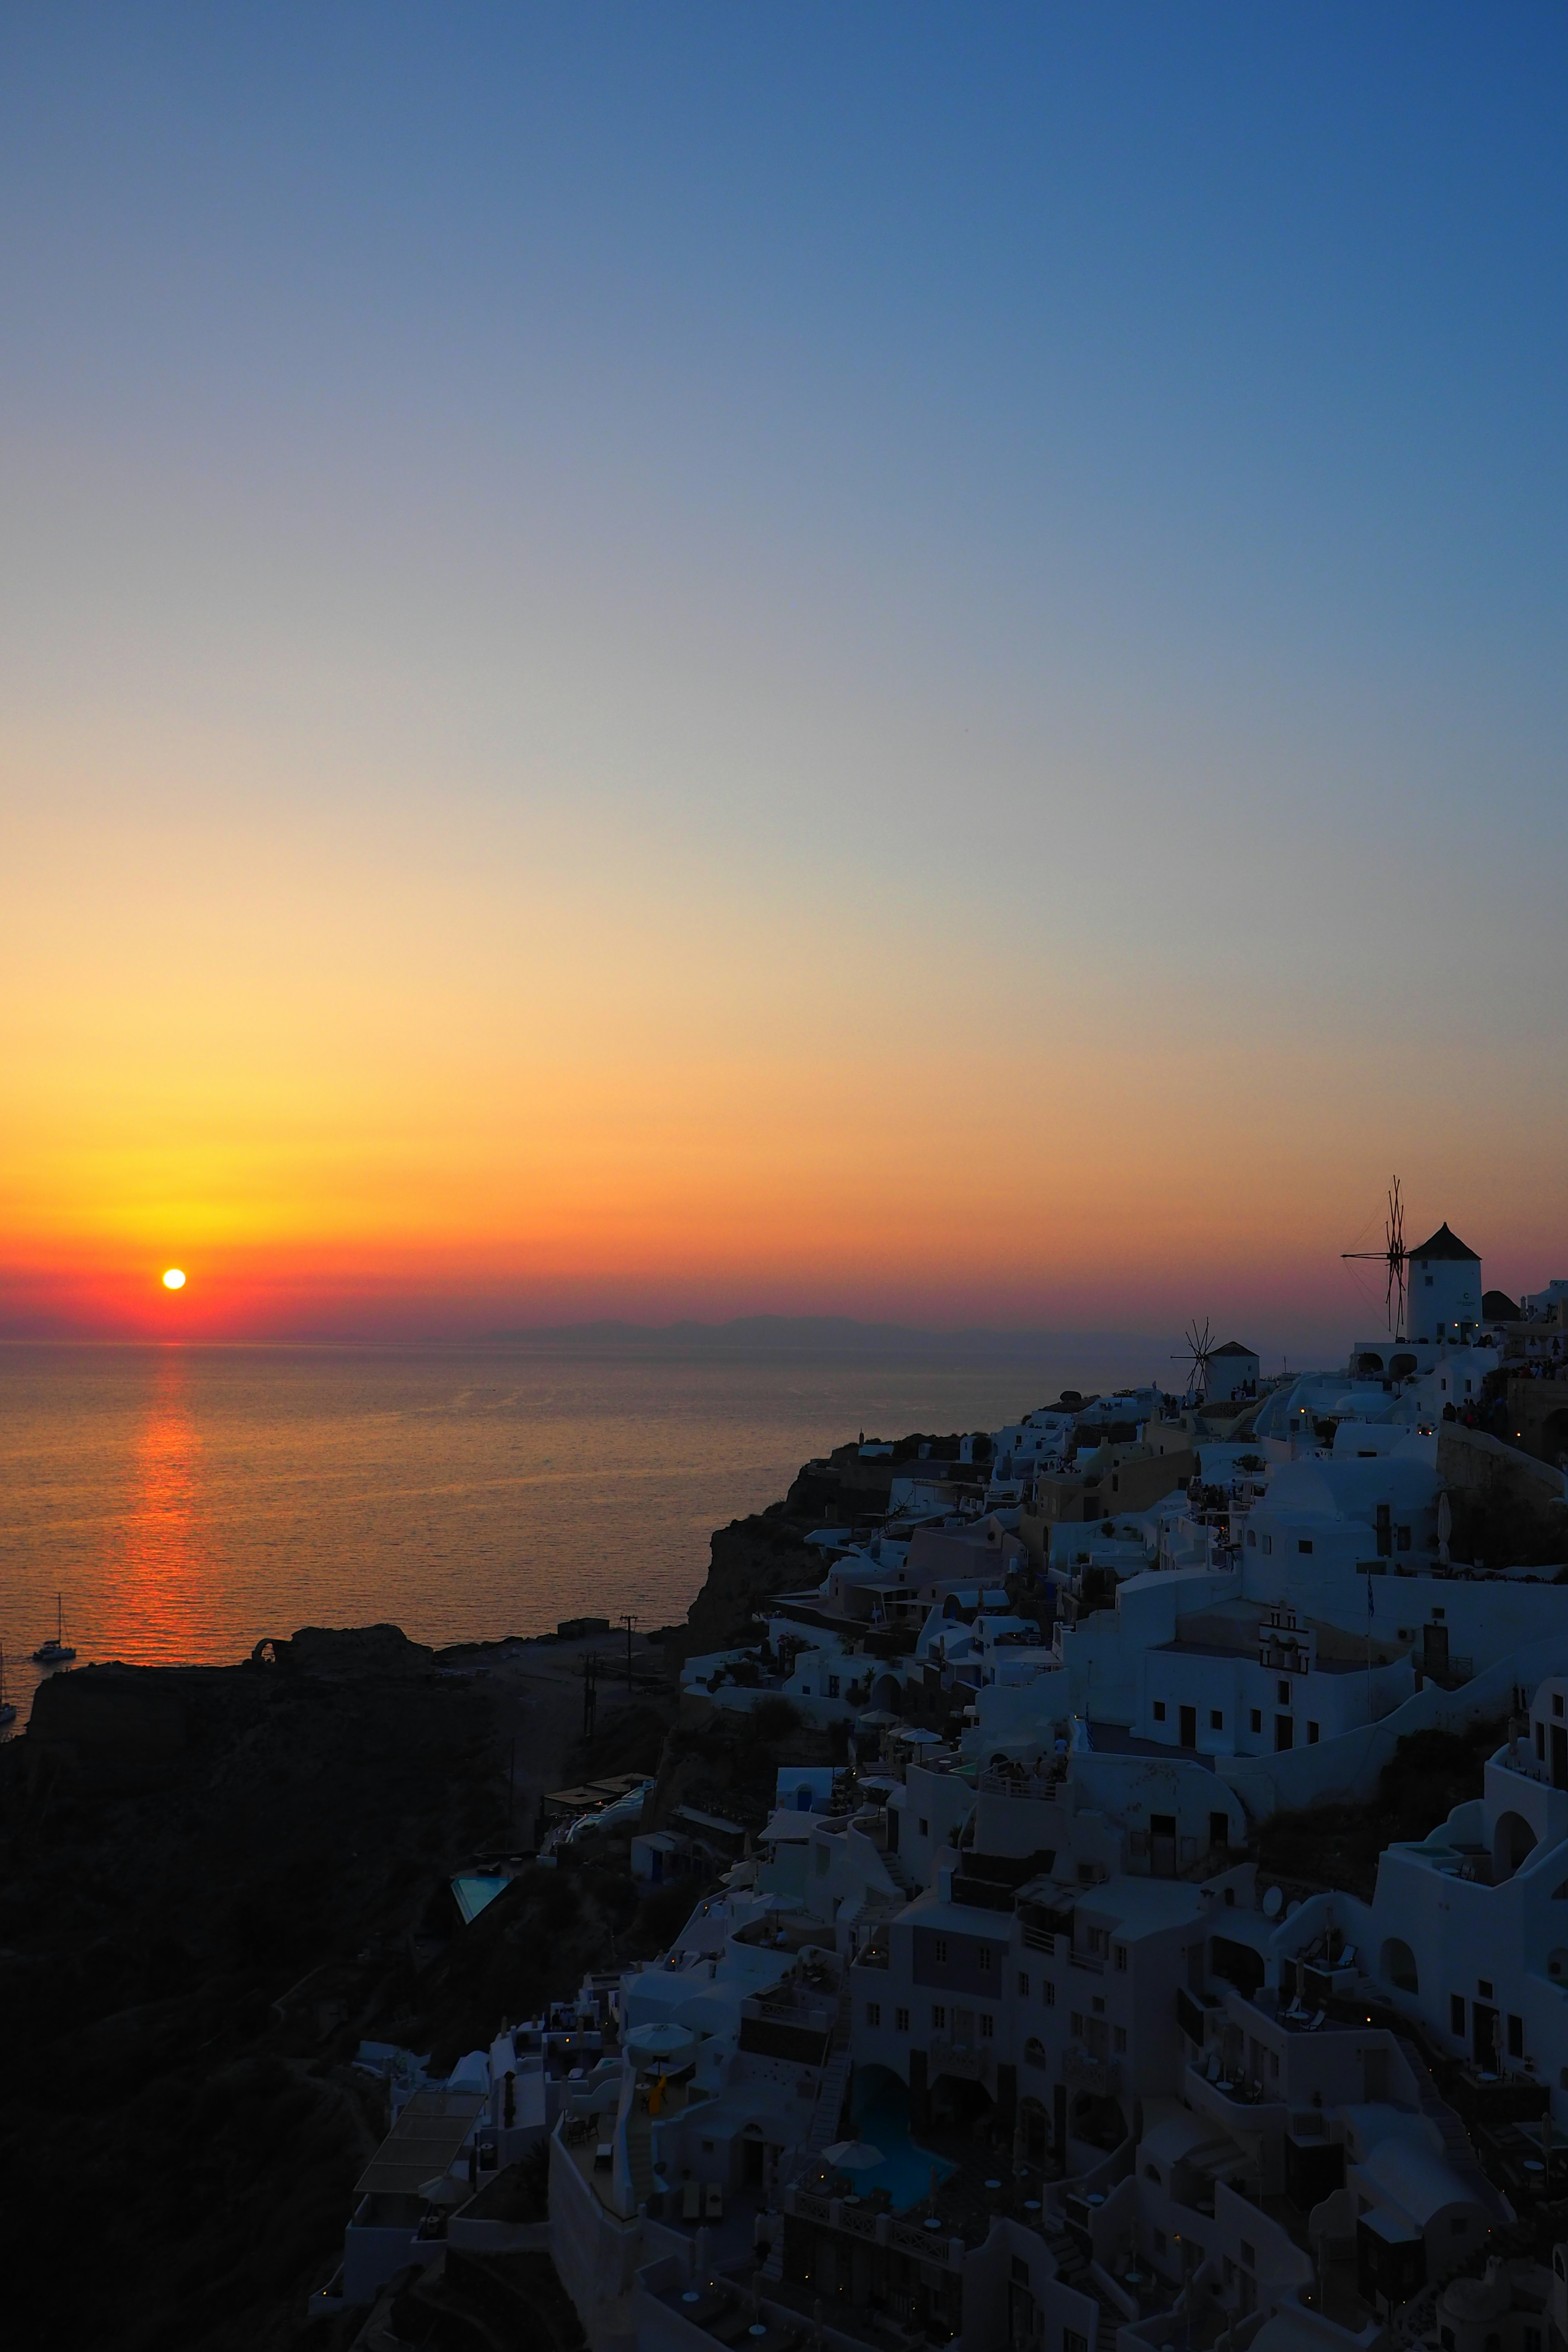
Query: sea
0 1334 1154 1730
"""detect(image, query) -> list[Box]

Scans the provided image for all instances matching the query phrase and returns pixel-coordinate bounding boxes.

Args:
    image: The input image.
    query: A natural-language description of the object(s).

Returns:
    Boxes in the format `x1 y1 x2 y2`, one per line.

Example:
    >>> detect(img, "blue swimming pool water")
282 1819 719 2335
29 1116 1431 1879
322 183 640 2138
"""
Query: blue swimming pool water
849 2067 956 2212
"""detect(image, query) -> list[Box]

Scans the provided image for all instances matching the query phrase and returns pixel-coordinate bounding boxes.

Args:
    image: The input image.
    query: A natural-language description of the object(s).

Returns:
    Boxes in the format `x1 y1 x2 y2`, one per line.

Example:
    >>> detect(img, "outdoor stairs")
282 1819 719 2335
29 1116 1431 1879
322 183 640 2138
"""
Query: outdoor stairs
1040 2218 1123 2351
1401 2041 1511 2221
807 2047 853 2154
880 1849 919 1897
625 2108 656 2207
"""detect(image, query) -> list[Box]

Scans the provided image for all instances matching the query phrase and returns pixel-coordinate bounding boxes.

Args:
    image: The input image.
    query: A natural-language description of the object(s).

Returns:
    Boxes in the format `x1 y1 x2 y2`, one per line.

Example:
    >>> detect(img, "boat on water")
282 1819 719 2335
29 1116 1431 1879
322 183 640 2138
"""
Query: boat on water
0 1647 15 1727
32 1595 76 1666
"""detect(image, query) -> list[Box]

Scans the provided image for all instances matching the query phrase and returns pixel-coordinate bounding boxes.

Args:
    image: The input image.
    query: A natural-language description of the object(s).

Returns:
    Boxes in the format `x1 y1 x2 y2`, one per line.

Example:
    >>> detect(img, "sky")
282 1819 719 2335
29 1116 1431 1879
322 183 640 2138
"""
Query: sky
2 3 1565 1354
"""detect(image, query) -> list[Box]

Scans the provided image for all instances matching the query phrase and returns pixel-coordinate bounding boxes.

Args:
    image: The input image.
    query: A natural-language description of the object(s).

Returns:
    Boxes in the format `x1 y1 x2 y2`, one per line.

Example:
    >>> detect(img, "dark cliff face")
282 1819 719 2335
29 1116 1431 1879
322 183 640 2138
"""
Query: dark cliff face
662 1510 818 1669
2 1635 503 2352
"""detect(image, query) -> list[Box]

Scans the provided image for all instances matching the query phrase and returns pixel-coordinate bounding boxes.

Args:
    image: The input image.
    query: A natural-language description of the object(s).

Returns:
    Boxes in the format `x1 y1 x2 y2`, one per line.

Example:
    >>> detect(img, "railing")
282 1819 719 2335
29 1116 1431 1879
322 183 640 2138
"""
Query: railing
1063 2048 1119 2094
979 1770 1062 1801
927 2034 994 2080
1069 1949 1106 1974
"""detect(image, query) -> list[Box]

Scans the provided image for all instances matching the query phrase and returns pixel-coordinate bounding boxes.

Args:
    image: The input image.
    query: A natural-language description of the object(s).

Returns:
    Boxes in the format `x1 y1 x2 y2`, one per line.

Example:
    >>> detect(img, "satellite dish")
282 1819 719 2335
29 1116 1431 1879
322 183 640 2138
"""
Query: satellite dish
1262 1885 1283 1919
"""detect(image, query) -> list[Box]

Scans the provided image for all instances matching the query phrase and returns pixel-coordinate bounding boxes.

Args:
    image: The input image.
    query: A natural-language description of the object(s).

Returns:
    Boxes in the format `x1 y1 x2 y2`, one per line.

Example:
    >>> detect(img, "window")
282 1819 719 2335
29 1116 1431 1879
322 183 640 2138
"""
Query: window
1153 1700 1167 1722
1114 2026 1127 2053
931 2004 947 2030
1153 2230 1167 2255
1043 1981 1056 2008
1308 1722 1320 1745
866 2002 881 2027
1262 1533 1272 1554
1277 1680 1290 1704
935 1938 948 1963
1396 1525 1412 1552
1524 2329 1542 2352
1246 1529 1256 1546
1556 1694 1564 1721
981 2013 994 2039
1451 1994 1466 2036
1250 1709 1263 1734
978 1946 993 1972
1070 2011 1083 2040
1508 2014 1524 2058
1114 1945 1128 1972
1065 2333 1089 2352
1241 2242 1256 2269
1478 1978 1493 1999
827 1676 840 1699
1210 1709 1223 1730
1298 1539 1313 1555
919 1817 930 1836
1425 1274 1434 1287
895 2007 909 2033
1018 1972 1029 1995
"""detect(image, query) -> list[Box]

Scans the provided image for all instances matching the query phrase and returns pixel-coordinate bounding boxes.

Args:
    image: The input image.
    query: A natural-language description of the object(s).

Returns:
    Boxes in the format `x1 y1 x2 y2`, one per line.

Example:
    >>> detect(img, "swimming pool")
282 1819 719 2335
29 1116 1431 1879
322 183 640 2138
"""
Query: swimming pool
849 2067 957 2212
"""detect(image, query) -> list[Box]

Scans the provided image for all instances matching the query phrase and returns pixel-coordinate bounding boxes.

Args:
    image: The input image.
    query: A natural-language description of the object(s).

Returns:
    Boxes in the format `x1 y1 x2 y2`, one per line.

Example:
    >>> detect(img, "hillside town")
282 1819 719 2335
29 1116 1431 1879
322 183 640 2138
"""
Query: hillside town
313 1223 1568 2352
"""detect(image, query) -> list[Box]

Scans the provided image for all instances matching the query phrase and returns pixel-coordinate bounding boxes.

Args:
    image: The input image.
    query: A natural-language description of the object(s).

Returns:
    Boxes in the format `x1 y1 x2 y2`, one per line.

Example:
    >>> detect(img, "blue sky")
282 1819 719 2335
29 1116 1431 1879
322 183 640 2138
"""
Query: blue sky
3 4 1565 1342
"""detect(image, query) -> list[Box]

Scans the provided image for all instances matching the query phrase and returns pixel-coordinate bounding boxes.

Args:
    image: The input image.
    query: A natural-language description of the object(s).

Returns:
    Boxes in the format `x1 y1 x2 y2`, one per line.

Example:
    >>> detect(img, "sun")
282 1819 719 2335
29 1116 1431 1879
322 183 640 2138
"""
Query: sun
162 1268 187 1290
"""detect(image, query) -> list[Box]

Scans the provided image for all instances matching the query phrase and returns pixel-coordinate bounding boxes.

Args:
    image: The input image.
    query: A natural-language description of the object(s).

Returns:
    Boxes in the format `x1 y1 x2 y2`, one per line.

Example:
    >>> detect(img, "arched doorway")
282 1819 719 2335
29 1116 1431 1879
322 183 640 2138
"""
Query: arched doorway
1380 1937 1419 1993
1492 1811 1538 1882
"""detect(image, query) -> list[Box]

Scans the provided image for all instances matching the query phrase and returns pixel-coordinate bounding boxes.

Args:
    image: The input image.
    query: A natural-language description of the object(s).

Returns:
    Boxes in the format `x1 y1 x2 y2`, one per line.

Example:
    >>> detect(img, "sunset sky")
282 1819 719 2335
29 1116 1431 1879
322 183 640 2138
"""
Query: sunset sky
4 4 1566 1352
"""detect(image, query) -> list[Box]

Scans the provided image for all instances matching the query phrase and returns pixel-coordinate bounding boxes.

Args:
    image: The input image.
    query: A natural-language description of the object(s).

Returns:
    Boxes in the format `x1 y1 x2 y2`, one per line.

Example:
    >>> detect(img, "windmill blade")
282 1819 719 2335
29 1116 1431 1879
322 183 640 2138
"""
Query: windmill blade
1341 1177 1409 1338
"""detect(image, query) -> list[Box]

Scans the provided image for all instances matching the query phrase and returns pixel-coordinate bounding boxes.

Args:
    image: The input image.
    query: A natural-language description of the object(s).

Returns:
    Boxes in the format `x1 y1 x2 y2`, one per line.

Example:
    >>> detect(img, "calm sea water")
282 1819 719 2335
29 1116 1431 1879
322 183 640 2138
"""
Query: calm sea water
0 1337 1149 1728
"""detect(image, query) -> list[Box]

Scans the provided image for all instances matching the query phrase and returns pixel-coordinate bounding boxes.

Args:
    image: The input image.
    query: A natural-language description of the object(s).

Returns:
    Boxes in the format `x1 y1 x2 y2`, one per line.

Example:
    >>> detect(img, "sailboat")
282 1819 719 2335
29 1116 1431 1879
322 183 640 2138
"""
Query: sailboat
0 1648 15 1727
32 1595 76 1666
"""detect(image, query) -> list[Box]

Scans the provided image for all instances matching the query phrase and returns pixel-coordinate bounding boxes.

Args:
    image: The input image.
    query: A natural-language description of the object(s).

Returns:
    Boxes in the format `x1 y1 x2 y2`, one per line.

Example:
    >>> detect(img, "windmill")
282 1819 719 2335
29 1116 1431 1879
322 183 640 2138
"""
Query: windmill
1341 1177 1408 1339
1173 1318 1216 1405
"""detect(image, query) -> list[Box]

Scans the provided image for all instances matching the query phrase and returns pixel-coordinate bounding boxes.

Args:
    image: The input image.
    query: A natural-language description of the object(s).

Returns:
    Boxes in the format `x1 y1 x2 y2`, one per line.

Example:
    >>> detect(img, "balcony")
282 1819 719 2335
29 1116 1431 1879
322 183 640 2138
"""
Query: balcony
978 1768 1062 1802
1063 2047 1120 2095
927 2034 996 2084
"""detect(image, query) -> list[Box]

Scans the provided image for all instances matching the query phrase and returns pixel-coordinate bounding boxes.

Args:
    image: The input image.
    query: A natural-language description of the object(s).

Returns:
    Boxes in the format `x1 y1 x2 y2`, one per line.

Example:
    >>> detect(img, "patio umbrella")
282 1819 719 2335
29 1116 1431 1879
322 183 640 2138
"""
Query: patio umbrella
418 2174 470 2207
822 2140 884 2171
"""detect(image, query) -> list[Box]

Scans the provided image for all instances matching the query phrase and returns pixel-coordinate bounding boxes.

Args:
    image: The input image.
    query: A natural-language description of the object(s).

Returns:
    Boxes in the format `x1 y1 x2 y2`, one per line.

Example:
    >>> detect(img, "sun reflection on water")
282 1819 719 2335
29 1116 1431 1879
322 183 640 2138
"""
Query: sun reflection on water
111 1350 210 1659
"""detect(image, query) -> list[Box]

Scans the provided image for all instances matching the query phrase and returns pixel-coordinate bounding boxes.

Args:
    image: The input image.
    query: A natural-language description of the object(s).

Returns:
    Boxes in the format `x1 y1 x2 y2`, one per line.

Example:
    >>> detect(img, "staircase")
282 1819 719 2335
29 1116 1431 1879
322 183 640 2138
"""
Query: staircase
1402 2041 1511 2221
624 2107 656 2206
881 1849 919 1898
807 2047 853 2153
1040 2218 1123 2352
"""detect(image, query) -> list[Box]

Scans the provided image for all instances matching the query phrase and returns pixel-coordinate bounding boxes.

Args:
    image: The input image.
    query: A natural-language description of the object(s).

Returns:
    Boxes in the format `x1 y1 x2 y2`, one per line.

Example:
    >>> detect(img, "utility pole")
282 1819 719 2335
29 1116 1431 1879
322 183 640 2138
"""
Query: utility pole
620 1612 638 1687
582 1653 598 1741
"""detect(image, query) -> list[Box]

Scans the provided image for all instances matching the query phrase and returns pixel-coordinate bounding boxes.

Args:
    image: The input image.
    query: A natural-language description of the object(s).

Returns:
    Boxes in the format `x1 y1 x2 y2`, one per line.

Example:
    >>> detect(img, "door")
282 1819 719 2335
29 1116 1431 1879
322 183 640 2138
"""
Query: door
1423 1622 1450 1675
1473 2004 1499 2071
1552 1724 1568 1791
1180 1705 1197 1749
1008 2285 1037 2347
953 2007 975 2047
1275 1715 1294 1751
1151 1812 1178 1877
